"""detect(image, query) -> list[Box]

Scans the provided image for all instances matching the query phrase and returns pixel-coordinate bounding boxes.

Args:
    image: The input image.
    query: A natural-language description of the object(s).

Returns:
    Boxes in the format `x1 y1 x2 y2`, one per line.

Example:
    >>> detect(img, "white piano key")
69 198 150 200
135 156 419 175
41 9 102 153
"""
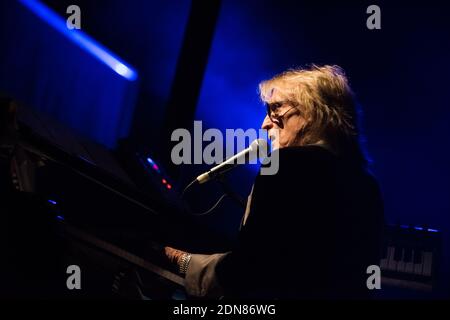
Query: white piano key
396 249 406 272
404 250 415 274
422 251 433 277
387 246 397 271
381 246 393 270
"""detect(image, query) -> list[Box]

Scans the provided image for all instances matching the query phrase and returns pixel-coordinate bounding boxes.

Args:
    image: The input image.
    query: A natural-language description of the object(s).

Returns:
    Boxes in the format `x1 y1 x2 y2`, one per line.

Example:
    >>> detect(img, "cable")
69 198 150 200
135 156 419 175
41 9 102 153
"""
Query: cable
181 178 229 216
181 178 198 199
188 193 228 216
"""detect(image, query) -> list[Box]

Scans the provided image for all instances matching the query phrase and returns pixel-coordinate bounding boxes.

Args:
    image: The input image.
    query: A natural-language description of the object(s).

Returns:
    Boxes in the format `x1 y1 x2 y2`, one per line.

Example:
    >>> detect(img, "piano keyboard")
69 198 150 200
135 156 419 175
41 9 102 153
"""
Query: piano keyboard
380 224 442 292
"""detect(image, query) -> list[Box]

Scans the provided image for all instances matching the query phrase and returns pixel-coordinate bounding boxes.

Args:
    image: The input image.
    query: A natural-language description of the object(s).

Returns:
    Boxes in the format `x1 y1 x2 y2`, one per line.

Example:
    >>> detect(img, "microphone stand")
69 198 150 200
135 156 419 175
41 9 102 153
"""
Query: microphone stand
216 175 246 210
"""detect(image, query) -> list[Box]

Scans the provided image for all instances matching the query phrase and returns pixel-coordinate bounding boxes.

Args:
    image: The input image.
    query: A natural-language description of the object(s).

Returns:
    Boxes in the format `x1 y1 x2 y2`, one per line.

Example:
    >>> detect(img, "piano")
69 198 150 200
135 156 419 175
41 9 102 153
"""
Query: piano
0 103 226 299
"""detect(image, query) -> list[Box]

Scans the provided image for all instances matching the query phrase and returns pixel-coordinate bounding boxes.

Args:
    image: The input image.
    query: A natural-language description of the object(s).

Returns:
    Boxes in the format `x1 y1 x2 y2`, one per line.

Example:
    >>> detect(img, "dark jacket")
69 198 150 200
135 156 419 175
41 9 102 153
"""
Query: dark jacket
215 145 384 299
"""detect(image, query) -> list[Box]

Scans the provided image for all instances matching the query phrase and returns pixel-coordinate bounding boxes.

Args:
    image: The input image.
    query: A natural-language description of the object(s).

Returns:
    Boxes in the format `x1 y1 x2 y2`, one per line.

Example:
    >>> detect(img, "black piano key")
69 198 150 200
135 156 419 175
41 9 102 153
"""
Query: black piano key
413 250 423 264
394 247 403 261
404 247 413 262
381 245 388 259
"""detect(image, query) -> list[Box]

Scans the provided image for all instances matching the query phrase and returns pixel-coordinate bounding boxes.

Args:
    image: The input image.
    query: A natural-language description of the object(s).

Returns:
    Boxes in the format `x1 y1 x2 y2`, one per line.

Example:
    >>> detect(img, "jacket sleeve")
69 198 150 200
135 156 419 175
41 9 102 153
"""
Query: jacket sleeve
184 253 229 298
183 186 257 298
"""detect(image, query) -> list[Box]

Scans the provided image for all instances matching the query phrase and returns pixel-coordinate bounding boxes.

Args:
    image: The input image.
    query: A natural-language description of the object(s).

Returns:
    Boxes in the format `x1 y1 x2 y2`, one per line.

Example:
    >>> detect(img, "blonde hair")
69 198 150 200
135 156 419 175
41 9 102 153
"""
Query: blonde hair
259 64 367 166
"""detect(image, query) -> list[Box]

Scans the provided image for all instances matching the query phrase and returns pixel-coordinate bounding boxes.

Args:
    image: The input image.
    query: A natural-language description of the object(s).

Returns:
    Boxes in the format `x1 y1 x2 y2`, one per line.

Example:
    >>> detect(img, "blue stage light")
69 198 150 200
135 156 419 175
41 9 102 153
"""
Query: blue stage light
19 0 138 81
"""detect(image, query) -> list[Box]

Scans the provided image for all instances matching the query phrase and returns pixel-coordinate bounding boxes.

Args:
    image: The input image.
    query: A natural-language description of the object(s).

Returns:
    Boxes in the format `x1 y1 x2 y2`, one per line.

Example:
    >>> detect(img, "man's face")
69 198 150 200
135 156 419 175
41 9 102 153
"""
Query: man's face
261 90 306 150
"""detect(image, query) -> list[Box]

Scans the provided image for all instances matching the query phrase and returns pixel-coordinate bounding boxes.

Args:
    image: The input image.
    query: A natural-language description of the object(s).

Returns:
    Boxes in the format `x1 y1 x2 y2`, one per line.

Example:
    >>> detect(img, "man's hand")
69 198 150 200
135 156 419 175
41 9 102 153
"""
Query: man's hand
164 246 187 267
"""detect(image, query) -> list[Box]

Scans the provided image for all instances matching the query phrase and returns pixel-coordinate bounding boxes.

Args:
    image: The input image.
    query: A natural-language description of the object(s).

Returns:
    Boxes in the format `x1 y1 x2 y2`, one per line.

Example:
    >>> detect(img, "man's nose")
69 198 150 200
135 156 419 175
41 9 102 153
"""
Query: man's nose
261 115 273 130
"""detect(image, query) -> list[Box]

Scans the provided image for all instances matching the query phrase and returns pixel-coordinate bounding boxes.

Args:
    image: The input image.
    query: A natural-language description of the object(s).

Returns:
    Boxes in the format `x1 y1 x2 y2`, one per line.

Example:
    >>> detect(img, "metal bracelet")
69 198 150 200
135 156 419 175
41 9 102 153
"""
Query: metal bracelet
179 253 192 274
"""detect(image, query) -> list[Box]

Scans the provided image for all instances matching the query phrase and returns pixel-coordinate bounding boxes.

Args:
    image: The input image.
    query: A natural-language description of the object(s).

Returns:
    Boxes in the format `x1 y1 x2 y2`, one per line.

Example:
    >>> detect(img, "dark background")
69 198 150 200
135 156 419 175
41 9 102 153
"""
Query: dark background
1 0 449 297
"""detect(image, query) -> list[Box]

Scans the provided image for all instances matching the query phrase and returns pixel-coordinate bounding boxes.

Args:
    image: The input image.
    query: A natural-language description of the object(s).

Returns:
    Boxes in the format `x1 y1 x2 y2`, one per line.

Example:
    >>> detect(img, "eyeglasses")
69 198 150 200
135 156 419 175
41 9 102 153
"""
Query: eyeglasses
265 101 298 124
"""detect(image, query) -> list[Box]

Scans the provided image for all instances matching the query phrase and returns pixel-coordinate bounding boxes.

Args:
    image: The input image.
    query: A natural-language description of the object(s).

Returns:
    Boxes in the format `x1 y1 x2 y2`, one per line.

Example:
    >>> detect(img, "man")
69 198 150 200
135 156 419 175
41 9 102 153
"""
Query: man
165 65 384 299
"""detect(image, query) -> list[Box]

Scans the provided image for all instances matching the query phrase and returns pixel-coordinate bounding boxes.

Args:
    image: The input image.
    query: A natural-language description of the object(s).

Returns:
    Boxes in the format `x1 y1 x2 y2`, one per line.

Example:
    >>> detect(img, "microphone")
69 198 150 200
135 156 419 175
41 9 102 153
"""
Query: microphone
196 139 268 184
